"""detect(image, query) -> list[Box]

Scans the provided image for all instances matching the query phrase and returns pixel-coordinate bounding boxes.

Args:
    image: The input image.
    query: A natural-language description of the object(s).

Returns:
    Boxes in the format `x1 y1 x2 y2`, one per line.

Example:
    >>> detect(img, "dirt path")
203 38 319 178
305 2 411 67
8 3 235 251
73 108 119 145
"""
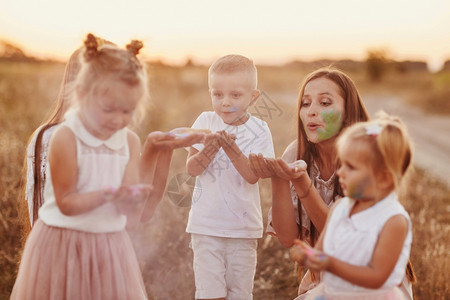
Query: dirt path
273 92 450 186
363 94 450 187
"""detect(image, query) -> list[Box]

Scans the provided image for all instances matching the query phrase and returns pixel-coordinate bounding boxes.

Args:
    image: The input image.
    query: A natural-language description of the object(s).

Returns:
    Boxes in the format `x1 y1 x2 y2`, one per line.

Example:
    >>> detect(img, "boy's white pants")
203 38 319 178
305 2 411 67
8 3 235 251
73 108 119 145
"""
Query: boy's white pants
190 234 257 300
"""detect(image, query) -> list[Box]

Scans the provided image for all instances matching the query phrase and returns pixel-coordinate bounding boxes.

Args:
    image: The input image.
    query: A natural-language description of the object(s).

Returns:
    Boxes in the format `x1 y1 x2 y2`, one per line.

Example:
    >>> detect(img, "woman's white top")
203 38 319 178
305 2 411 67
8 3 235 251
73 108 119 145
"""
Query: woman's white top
39 110 129 233
322 192 412 292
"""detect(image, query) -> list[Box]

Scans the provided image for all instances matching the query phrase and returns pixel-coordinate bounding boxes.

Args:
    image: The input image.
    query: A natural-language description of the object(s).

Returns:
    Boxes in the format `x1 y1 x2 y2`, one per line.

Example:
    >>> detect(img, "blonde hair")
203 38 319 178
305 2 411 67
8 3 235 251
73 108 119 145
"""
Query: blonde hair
18 34 149 241
208 54 258 89
337 111 413 189
74 33 149 126
336 111 417 283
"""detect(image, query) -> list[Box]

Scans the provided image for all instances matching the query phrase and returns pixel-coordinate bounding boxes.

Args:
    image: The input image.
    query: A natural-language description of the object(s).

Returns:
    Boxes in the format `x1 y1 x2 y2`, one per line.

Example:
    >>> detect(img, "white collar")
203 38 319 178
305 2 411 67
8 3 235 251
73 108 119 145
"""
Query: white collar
346 192 398 230
64 109 128 150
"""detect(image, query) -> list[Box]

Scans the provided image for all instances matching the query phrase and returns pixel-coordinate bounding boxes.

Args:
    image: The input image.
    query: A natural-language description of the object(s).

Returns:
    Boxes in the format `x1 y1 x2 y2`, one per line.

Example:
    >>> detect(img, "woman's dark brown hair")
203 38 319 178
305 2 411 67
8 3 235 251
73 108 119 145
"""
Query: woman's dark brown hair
296 67 370 244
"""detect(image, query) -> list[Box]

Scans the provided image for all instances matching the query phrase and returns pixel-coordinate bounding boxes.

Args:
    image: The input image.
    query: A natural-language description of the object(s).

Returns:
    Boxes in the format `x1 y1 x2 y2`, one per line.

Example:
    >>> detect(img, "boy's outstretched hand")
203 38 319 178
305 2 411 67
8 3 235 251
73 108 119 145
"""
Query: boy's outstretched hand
216 130 237 150
290 239 329 272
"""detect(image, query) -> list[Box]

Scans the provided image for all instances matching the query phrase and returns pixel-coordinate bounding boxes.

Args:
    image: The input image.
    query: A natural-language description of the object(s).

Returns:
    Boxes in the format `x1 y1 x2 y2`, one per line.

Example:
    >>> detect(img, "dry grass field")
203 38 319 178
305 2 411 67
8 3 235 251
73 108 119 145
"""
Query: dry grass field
0 60 449 299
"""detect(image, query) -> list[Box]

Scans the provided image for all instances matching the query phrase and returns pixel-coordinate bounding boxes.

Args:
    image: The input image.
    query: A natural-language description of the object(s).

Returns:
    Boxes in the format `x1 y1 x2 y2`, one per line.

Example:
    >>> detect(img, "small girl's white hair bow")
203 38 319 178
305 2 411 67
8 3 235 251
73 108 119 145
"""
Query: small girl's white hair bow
365 124 382 136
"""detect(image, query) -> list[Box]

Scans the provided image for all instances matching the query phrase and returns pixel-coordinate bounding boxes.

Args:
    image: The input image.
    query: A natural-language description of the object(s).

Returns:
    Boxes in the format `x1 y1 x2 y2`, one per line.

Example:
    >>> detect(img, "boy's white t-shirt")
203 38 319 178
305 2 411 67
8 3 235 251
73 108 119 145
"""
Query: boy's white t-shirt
186 111 274 239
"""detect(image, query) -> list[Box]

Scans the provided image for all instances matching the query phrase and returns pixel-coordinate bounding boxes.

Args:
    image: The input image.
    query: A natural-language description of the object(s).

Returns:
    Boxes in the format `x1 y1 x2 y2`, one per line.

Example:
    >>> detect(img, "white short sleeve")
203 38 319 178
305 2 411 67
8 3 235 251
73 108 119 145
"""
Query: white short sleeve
190 112 211 152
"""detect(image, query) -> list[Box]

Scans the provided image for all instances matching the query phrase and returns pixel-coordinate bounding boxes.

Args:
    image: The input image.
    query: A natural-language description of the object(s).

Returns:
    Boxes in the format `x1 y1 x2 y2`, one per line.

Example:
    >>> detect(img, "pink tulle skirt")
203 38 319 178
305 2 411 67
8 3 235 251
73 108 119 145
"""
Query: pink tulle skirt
11 220 147 300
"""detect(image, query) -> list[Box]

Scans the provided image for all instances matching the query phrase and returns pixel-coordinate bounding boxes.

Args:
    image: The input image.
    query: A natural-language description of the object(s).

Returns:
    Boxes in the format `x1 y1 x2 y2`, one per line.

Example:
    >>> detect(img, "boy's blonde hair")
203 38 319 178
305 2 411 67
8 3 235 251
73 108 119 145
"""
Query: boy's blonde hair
337 111 413 189
74 33 149 126
208 54 258 89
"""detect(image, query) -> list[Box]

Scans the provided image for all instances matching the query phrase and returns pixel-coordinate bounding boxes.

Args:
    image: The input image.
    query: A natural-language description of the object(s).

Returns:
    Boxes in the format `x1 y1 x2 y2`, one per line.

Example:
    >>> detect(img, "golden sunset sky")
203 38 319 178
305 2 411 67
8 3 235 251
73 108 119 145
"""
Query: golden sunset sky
1 0 449 70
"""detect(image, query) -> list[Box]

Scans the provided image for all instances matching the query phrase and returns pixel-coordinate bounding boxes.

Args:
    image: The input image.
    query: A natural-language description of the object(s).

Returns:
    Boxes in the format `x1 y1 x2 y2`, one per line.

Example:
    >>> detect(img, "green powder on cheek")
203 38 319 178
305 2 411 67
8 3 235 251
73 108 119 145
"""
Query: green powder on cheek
347 176 372 200
347 182 365 199
317 110 343 141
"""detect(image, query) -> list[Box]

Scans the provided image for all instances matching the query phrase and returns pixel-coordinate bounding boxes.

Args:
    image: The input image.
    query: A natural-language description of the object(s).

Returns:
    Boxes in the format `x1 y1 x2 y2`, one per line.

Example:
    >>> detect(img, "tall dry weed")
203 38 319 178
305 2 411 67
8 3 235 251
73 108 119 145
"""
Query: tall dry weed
0 61 448 299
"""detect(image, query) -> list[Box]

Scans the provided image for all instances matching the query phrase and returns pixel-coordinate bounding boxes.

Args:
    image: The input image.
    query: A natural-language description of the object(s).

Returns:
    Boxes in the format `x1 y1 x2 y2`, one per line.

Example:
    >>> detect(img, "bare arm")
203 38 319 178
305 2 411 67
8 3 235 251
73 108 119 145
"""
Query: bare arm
140 148 172 222
186 134 220 176
122 131 142 186
290 199 338 262
218 131 259 184
120 131 150 229
140 131 204 222
290 175 330 233
269 141 331 233
50 127 109 216
331 216 407 288
268 142 306 247
293 206 409 289
271 176 300 247
326 215 409 288
252 146 328 245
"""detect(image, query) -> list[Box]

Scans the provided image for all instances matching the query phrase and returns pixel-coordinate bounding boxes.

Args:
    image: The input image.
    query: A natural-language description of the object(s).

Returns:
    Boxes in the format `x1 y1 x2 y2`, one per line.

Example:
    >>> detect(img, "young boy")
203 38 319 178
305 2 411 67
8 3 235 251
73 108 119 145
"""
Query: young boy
186 55 274 300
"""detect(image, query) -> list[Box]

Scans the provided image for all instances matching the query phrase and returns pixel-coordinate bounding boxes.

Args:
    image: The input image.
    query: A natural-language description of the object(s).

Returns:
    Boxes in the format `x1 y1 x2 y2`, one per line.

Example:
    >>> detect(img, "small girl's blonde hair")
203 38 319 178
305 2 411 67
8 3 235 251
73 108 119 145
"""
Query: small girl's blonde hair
336 111 417 283
337 111 413 189
74 33 149 126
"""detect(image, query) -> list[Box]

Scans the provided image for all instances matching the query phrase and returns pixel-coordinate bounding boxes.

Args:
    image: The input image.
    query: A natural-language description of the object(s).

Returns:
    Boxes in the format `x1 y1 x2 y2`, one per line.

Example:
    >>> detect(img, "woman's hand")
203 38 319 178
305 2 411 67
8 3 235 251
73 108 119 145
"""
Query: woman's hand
265 158 307 180
290 239 308 264
290 239 329 272
249 153 275 178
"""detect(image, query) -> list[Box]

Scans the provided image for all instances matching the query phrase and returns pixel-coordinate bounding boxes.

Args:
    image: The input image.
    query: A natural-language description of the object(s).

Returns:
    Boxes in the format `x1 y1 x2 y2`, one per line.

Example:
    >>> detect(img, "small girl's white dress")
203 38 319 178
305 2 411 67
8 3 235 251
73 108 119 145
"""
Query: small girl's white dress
304 192 412 300
11 110 147 300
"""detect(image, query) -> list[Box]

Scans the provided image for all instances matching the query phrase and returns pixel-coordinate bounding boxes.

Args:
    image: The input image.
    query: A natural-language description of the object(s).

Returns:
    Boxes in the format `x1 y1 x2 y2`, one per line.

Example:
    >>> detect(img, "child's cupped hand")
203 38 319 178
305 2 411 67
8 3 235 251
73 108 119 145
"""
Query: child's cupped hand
103 184 153 215
290 239 329 272
216 130 236 149
201 131 222 149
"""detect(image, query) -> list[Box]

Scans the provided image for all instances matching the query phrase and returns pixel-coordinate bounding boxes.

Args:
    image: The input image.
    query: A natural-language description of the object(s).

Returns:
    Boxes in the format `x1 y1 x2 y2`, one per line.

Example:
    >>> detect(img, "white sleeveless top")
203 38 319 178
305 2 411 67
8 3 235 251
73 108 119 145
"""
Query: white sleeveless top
39 110 129 233
322 192 412 293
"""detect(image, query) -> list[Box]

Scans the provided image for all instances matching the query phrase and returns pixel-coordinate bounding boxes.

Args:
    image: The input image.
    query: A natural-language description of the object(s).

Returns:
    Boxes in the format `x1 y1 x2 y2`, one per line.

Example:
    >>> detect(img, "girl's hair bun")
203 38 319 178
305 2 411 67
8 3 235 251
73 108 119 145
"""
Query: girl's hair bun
84 33 99 61
126 40 143 56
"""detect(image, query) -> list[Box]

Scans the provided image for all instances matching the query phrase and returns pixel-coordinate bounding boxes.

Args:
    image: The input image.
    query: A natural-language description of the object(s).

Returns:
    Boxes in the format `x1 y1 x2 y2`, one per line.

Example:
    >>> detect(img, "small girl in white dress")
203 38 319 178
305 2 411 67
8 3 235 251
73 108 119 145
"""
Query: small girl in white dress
11 33 206 300
290 112 414 299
